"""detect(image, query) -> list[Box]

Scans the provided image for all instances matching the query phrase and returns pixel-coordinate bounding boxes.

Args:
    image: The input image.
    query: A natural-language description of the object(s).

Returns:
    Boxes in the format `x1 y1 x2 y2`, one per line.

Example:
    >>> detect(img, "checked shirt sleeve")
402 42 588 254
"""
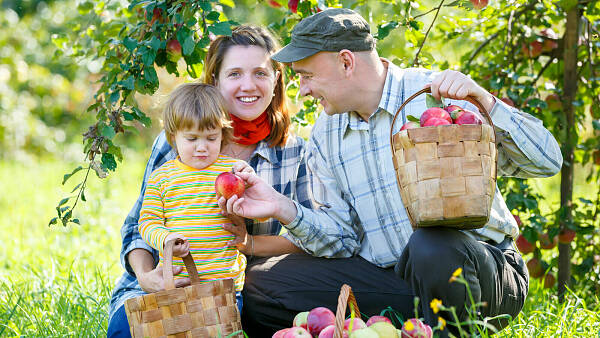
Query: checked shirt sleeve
283 119 361 258
119 131 174 276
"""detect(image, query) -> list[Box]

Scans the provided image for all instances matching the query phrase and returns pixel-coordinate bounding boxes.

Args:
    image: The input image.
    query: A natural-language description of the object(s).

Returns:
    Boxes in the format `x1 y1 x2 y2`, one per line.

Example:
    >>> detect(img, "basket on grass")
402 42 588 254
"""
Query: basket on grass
390 87 497 230
333 284 361 338
124 239 242 337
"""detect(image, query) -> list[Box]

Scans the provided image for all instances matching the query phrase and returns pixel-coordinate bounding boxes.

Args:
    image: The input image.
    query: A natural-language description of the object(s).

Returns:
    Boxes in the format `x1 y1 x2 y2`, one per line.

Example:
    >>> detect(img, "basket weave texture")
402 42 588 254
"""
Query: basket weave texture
333 284 360 338
124 239 242 337
390 88 497 229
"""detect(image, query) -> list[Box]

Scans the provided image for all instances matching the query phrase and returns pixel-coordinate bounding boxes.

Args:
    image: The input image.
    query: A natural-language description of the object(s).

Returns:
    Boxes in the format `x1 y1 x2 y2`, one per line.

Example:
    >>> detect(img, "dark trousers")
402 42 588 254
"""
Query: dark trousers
241 227 528 337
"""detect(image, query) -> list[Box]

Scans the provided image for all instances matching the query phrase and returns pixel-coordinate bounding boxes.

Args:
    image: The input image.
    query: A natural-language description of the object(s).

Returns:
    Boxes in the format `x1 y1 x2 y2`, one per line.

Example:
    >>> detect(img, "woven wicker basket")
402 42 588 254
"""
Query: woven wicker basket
124 239 243 337
333 284 361 338
390 87 497 230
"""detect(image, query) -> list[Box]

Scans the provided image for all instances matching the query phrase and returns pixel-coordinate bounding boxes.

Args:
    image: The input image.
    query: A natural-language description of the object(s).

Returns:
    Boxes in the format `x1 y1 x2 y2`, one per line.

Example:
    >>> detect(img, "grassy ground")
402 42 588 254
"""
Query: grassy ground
0 156 598 337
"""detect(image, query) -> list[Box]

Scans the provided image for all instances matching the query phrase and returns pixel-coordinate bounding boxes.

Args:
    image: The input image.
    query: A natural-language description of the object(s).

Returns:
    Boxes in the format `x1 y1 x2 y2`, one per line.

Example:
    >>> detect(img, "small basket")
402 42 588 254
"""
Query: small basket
389 87 497 229
124 239 243 337
333 284 361 338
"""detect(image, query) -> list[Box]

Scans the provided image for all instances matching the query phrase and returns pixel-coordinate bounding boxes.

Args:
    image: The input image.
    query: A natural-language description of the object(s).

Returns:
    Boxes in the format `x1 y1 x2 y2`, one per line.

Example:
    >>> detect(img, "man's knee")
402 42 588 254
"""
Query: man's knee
405 227 468 269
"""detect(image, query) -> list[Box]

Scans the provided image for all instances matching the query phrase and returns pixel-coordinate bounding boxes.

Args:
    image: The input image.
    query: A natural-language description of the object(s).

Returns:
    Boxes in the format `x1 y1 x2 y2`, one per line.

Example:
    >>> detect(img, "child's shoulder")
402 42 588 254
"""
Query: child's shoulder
149 159 179 179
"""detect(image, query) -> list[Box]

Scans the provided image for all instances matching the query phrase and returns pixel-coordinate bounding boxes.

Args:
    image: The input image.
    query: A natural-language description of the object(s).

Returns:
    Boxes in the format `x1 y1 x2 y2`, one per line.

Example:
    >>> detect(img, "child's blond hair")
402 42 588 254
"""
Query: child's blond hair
163 83 233 150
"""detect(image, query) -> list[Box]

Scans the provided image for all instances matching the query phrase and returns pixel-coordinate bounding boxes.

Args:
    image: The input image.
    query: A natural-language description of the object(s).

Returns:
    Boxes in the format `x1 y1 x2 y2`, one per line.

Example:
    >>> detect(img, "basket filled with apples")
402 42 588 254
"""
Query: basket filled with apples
389 87 497 230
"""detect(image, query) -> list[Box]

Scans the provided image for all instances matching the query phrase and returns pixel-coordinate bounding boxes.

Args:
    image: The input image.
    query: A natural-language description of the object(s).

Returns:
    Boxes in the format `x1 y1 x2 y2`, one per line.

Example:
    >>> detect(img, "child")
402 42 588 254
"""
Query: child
139 83 250 314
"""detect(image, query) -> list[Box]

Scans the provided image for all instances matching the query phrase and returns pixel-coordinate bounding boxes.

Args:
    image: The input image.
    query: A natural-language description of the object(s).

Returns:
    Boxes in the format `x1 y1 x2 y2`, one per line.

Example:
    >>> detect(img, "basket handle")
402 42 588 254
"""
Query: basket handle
389 86 495 155
163 238 201 290
334 284 360 338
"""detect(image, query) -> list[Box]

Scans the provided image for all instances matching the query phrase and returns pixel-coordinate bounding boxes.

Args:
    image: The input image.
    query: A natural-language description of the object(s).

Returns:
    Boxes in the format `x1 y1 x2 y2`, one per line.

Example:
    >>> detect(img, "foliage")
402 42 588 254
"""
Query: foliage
45 0 600 296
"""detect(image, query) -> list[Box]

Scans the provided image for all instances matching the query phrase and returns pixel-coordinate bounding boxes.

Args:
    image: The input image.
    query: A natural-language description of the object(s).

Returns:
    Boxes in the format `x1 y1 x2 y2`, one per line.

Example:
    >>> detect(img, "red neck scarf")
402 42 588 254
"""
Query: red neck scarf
230 112 271 145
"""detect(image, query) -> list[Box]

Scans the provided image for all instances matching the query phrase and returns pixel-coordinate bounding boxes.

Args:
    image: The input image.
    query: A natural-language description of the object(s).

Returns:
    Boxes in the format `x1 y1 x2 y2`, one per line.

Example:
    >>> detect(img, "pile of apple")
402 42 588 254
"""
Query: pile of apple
272 307 432 338
399 105 484 131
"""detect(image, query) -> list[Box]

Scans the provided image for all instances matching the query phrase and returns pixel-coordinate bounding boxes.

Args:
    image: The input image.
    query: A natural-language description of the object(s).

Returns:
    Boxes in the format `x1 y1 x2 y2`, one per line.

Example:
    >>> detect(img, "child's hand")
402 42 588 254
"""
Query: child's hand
232 160 255 175
164 233 190 257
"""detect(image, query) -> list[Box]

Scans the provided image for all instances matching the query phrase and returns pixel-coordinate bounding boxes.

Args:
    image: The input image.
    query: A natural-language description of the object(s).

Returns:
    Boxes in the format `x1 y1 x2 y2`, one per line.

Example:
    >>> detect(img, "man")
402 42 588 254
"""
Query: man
220 8 562 336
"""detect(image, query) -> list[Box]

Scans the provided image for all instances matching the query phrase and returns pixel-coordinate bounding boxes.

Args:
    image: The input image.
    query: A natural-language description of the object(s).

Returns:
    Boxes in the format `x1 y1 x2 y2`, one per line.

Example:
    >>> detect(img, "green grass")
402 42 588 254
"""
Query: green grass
0 156 598 337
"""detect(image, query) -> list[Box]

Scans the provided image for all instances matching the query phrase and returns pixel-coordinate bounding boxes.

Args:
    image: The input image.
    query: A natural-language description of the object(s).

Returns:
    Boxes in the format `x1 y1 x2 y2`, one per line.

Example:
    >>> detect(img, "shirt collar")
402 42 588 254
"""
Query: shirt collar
251 140 280 167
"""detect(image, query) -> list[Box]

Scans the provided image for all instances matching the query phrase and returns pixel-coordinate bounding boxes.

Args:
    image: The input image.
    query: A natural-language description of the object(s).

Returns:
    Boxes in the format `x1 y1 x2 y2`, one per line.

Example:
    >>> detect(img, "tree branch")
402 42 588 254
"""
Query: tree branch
413 0 445 67
533 57 554 84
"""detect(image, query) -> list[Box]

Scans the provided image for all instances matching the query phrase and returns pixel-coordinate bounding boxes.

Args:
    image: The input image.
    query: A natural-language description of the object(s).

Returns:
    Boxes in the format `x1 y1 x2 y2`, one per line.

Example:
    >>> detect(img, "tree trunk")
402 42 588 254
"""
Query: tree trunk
558 5 579 302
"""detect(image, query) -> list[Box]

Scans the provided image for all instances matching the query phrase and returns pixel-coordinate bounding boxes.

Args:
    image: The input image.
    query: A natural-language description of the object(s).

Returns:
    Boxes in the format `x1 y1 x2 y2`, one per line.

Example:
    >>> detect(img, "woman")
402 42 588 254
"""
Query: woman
107 25 310 337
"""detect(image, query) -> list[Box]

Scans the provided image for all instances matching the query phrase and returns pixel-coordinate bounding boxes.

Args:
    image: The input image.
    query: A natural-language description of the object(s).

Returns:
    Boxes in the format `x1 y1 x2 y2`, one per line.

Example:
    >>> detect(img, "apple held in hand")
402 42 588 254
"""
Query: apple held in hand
420 107 452 126
215 171 245 199
307 307 335 336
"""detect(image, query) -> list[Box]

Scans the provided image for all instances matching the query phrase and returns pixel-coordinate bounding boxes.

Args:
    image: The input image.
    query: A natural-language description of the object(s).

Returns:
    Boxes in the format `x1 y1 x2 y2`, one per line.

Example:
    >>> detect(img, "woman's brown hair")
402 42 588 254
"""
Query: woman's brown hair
203 25 290 147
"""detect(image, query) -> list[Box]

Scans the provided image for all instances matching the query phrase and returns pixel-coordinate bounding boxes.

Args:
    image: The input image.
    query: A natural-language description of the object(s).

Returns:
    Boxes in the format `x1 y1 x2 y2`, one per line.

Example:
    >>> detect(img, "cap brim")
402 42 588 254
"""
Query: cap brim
271 44 321 63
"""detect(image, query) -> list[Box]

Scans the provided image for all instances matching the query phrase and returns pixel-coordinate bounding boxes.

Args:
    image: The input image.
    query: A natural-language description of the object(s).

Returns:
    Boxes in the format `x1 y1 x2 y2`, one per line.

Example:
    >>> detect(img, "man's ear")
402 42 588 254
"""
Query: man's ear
337 49 355 76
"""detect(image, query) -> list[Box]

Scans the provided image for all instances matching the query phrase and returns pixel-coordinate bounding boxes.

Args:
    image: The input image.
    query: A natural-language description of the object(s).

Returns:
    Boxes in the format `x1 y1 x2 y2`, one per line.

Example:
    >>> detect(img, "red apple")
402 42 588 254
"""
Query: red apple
293 311 309 329
283 327 311 338
543 273 556 288
513 214 523 227
344 317 367 333
366 315 392 326
400 318 433 338
422 117 451 127
540 28 559 52
268 0 282 7
288 0 299 13
444 104 464 114
318 325 348 338
307 307 335 336
147 7 166 26
420 107 452 126
521 41 543 58
454 110 484 125
400 121 419 131
167 39 182 62
516 235 535 255
558 229 576 244
527 258 543 278
545 93 562 111
500 97 515 107
539 232 557 250
273 328 292 338
470 0 488 10
215 171 245 199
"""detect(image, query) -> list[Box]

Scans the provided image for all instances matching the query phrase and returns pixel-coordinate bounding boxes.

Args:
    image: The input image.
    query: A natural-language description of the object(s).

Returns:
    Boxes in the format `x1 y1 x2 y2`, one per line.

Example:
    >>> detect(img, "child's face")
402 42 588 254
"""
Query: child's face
175 127 222 170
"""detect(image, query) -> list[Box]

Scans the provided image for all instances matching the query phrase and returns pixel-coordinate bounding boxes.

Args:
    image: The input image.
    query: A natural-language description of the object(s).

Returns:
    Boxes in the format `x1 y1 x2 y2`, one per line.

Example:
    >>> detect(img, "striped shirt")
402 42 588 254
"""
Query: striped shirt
109 131 310 320
139 156 246 291
285 60 562 268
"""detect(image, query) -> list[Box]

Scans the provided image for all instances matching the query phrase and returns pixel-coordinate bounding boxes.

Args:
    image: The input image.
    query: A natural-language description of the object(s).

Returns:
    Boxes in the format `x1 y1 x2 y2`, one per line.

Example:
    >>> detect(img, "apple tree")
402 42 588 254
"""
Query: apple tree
54 0 599 300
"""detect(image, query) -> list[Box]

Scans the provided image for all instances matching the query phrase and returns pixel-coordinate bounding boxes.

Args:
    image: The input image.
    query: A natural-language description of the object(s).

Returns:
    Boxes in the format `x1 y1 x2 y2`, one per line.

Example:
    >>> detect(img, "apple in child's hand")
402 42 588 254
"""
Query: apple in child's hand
422 117 451 127
420 107 452 126
283 327 311 338
307 307 335 336
215 171 245 199
366 315 392 326
400 121 419 131
453 110 484 125
293 311 309 329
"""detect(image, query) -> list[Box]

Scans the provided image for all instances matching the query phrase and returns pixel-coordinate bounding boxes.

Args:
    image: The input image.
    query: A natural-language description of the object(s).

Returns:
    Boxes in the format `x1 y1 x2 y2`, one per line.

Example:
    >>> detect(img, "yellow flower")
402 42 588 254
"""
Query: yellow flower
404 320 415 331
430 298 442 314
438 316 446 330
449 267 463 282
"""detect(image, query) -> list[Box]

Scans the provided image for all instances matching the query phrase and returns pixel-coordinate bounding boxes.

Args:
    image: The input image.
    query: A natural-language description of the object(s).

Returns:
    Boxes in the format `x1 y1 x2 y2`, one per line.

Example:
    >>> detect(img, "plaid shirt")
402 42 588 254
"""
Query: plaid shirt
108 131 309 320
285 61 562 268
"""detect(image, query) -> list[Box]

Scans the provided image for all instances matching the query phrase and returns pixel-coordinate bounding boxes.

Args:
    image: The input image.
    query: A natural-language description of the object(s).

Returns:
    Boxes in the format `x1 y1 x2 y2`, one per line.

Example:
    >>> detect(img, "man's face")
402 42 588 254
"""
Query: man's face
292 52 349 116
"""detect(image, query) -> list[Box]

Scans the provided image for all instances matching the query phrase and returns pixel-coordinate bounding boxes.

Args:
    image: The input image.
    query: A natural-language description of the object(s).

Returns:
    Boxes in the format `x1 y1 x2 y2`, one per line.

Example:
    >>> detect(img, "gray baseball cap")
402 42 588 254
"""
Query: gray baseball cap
272 8 375 63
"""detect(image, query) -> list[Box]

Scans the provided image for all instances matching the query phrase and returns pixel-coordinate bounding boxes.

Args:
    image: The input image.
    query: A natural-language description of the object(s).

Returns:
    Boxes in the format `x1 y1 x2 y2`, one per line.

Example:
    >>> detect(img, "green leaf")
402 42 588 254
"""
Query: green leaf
123 37 138 52
81 190 86 202
426 94 444 108
101 153 117 171
208 22 232 36
206 11 220 21
108 144 123 162
70 183 83 193
123 111 134 121
109 91 120 105
77 1 94 14
142 48 157 66
407 115 420 123
71 218 81 225
121 76 135 90
149 36 162 51
144 65 158 83
62 166 83 185
219 0 235 8
376 21 398 40
48 217 58 227
58 197 70 207
592 120 600 130
199 2 212 11
100 123 116 139
182 35 195 56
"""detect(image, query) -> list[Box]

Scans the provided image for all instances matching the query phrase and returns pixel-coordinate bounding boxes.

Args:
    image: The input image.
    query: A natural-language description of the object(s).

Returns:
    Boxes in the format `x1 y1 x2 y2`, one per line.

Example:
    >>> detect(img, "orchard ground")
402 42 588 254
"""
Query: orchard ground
0 154 598 336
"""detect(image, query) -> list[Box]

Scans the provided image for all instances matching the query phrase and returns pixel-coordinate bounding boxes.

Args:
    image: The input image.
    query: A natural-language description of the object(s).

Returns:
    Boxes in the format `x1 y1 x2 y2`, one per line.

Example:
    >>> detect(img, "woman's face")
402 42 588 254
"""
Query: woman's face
216 45 279 121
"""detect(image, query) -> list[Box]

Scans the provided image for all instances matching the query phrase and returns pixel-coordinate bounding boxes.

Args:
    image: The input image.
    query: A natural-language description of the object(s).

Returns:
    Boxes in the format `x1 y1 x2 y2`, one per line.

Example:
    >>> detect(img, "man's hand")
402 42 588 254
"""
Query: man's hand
232 160 255 175
217 171 297 224
164 233 190 257
429 70 495 113
137 265 191 293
